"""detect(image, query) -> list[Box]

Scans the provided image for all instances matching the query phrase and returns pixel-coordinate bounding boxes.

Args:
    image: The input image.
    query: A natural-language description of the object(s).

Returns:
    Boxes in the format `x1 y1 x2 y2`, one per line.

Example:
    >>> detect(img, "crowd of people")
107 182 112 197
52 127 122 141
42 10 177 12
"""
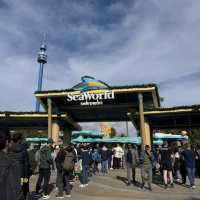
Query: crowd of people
1 128 200 200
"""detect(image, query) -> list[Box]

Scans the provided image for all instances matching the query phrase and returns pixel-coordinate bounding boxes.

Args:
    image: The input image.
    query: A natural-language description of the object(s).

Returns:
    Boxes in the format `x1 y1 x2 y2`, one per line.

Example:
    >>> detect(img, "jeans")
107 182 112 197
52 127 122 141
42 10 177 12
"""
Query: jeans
22 179 29 199
127 163 136 184
108 157 112 169
101 160 108 174
186 167 195 186
196 159 200 178
113 158 121 169
122 156 125 168
180 164 186 184
175 169 181 180
36 169 51 196
92 161 99 174
80 165 89 184
57 170 71 196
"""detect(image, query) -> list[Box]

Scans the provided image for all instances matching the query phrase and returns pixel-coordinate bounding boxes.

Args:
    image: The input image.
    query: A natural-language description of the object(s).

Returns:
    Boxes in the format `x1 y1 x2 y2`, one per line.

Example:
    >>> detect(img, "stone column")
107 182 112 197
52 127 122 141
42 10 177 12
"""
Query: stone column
126 121 129 136
144 118 151 147
138 93 146 149
52 121 60 145
47 98 52 139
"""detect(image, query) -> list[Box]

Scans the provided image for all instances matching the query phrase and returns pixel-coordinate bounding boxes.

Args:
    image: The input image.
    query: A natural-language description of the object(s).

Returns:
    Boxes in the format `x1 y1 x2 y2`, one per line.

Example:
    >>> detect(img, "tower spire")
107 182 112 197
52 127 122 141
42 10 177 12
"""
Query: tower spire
35 34 47 112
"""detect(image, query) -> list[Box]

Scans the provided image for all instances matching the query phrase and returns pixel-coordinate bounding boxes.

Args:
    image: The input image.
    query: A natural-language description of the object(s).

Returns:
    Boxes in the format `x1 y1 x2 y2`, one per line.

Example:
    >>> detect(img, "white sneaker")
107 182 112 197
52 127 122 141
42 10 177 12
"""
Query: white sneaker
79 184 85 188
192 185 196 189
43 195 50 199
65 194 71 198
85 184 89 186
56 196 64 199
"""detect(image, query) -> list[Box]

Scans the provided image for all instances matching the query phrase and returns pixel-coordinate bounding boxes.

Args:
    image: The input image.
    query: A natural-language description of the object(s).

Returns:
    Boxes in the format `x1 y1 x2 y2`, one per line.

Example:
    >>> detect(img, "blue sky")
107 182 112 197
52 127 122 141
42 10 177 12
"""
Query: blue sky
0 0 200 134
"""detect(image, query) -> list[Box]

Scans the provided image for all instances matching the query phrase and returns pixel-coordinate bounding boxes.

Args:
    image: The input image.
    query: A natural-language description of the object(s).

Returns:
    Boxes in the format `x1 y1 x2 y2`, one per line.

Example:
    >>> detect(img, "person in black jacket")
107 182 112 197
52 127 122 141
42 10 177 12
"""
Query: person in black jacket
55 145 75 198
35 138 54 199
28 144 39 175
79 144 90 188
8 133 30 199
180 147 186 185
99 145 109 175
0 128 24 200
125 144 139 185
159 143 174 189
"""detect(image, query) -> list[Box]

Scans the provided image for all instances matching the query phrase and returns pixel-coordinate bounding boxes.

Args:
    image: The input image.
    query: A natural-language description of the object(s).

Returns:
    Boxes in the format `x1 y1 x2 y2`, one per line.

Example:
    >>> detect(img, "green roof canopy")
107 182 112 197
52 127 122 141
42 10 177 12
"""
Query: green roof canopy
72 130 102 138
154 132 188 140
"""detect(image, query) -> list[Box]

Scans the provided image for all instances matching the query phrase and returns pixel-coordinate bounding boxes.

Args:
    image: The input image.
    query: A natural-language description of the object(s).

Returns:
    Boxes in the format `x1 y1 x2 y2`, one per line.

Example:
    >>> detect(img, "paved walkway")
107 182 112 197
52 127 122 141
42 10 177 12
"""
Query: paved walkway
29 169 200 200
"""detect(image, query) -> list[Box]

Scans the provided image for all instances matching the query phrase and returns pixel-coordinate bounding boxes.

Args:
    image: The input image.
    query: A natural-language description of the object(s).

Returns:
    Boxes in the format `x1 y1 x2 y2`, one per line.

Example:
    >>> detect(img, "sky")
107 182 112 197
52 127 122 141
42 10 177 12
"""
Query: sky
0 0 200 135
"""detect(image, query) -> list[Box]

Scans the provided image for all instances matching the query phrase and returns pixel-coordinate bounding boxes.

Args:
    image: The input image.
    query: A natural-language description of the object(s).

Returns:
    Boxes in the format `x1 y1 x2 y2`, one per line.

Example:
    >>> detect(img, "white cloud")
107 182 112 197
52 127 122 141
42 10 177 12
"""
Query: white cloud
0 0 200 117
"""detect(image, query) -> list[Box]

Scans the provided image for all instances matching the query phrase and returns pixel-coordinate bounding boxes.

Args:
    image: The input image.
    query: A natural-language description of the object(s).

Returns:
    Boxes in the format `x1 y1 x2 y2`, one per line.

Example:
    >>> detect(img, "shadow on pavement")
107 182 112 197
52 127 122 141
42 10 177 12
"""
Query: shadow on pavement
152 174 164 188
116 175 128 185
116 176 142 188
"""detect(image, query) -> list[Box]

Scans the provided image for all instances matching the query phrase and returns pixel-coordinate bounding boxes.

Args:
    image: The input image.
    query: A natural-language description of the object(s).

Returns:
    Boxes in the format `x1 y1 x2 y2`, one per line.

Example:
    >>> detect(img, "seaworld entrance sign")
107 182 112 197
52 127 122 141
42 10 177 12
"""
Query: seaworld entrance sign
66 76 115 106
35 75 162 146
67 90 115 106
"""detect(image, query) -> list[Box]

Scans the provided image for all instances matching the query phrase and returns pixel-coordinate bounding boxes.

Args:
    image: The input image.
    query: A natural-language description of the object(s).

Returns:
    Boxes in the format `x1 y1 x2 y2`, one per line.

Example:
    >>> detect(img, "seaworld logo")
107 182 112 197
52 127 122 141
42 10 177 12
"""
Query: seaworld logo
67 76 115 105
72 76 109 92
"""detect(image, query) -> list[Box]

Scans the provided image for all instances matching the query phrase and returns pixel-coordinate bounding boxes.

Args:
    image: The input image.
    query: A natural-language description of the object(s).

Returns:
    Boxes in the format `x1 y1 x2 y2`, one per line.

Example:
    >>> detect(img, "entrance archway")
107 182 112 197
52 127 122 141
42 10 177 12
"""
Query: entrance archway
35 76 160 147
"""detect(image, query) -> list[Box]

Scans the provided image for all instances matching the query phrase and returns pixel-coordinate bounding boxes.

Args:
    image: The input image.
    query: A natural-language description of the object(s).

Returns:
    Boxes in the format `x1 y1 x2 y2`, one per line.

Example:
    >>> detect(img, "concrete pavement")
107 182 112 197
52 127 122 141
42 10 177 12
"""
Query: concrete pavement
29 168 200 200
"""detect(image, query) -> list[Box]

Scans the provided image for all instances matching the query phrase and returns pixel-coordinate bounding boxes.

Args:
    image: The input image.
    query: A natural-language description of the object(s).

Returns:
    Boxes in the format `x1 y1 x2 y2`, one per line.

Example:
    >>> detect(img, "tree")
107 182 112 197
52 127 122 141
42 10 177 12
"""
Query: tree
155 128 200 145
188 129 200 145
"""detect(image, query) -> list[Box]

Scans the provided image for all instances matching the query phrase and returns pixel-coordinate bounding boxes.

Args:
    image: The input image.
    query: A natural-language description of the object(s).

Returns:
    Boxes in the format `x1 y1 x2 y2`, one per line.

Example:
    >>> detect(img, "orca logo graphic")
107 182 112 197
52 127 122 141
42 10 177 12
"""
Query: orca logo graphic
72 76 109 93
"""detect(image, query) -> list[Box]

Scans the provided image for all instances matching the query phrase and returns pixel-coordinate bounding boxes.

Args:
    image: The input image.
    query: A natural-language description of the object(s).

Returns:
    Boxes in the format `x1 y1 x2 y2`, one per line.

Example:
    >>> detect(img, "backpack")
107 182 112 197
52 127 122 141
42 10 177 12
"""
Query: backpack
28 149 37 174
62 151 74 171
91 151 98 161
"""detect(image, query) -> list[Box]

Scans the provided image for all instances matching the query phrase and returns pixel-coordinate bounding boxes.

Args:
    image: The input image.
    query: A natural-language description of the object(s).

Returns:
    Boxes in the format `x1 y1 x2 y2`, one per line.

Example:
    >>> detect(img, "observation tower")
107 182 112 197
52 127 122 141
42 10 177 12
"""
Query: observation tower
35 37 47 112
